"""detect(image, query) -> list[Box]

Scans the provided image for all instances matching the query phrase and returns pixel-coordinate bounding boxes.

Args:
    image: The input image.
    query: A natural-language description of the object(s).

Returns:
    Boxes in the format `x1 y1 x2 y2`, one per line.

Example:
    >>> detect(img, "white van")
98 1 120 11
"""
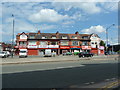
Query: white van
19 49 27 58
44 49 52 57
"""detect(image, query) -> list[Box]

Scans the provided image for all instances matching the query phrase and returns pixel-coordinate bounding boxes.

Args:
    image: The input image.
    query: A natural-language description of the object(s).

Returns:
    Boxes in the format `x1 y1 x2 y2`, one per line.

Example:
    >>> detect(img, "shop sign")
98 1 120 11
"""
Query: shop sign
19 46 27 48
82 46 91 50
14 46 19 48
27 45 37 48
48 45 59 48
60 46 70 49
70 46 81 49
99 46 104 50
38 45 48 48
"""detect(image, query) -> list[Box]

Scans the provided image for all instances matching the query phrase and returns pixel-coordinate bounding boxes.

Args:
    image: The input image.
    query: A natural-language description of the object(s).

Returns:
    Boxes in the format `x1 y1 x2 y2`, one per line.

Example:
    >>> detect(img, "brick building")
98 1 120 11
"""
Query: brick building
0 42 12 52
15 31 104 55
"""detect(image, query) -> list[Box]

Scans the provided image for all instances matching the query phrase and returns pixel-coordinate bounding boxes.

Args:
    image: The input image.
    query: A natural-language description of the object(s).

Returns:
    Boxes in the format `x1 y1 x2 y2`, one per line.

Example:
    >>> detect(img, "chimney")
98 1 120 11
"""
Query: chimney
56 31 59 35
75 31 79 35
38 30 41 34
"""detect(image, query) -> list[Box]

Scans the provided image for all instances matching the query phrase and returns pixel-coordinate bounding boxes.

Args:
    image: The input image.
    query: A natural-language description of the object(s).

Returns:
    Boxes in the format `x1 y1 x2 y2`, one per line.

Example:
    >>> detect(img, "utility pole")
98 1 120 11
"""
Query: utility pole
12 14 14 58
111 38 114 54
106 24 115 54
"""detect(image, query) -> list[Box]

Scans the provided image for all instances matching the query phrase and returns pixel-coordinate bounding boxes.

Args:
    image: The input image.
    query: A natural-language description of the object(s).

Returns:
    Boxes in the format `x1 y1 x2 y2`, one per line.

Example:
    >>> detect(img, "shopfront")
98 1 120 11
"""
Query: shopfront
70 46 81 53
98 46 105 55
60 46 70 54
81 46 91 53
27 45 38 55
38 45 59 55
48 45 59 55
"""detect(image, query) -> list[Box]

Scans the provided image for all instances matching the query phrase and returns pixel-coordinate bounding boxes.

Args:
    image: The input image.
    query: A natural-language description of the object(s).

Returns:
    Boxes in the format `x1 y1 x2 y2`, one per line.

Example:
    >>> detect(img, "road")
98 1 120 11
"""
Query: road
2 60 119 88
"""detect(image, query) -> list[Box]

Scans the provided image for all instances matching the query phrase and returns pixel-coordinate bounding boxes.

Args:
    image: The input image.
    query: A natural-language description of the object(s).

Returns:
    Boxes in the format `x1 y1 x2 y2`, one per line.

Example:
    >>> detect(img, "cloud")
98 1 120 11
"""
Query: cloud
62 21 75 25
28 9 69 23
52 2 101 14
81 25 106 34
100 2 118 12
39 24 57 30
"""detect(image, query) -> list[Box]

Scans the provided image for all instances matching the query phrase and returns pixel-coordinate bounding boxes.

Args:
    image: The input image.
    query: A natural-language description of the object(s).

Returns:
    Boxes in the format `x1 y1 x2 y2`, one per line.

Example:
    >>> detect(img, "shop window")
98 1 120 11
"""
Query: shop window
72 41 79 46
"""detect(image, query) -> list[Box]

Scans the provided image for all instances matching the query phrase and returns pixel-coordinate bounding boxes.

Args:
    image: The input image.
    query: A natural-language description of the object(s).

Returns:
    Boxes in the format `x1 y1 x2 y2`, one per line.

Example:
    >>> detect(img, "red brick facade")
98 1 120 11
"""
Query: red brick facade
15 31 104 55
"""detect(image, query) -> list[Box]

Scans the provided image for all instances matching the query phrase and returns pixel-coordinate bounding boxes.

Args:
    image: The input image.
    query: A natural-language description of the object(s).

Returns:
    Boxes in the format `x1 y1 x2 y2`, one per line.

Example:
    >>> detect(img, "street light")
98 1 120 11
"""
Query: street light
12 14 15 58
106 24 115 53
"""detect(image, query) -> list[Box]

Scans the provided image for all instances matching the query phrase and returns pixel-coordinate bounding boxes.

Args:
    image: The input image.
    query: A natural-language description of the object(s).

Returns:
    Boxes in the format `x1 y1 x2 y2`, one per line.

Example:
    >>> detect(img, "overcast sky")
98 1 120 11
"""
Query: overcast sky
0 0 119 45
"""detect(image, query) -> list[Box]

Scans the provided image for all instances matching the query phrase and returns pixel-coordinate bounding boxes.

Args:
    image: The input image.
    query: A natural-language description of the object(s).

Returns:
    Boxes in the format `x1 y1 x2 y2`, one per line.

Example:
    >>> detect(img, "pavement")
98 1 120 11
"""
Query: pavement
0 54 119 65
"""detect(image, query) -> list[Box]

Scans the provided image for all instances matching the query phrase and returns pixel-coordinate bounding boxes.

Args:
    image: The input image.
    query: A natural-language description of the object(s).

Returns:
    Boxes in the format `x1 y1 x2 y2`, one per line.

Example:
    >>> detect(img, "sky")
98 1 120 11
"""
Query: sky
0 0 119 45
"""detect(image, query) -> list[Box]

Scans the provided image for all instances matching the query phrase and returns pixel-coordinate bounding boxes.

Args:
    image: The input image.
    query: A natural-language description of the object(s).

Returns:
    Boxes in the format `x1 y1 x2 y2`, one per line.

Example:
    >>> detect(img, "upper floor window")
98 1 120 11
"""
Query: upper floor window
40 41 48 45
72 41 79 46
19 41 27 46
52 36 56 39
61 36 67 39
20 34 27 39
82 36 88 39
82 41 88 45
42 36 47 39
71 36 77 39
28 41 36 45
61 40 69 45
29 35 35 39
51 41 58 45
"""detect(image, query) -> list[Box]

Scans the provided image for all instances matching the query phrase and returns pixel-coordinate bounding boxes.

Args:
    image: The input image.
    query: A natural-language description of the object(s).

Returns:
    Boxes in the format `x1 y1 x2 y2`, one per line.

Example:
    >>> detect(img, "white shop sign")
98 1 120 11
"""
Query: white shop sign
99 46 104 50
48 45 59 48
27 45 37 48
38 45 48 48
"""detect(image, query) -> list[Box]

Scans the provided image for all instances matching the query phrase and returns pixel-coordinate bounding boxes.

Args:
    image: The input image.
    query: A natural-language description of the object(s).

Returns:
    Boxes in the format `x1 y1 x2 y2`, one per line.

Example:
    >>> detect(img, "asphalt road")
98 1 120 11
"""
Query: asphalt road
2 60 119 89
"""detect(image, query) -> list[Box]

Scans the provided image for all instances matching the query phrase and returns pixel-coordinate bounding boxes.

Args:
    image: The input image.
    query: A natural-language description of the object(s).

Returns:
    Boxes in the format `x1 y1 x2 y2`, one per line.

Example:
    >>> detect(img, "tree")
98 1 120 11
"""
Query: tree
100 40 105 46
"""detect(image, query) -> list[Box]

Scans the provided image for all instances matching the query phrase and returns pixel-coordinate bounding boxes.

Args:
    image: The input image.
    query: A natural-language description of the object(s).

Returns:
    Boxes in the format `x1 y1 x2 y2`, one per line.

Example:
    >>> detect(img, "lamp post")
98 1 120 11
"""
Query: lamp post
106 24 115 53
12 14 14 58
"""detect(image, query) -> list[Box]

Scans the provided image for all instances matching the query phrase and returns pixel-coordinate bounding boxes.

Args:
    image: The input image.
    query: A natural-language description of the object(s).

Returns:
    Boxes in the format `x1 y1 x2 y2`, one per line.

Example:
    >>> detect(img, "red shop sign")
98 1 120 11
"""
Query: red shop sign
82 46 91 50
70 46 81 48
60 46 70 49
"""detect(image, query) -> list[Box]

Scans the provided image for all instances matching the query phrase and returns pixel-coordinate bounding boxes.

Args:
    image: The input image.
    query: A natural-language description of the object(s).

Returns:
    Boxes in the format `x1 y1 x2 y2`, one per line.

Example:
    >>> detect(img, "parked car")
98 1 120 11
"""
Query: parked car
19 49 27 58
0 51 7 58
104 51 108 55
63 52 72 56
4 51 11 57
78 52 94 58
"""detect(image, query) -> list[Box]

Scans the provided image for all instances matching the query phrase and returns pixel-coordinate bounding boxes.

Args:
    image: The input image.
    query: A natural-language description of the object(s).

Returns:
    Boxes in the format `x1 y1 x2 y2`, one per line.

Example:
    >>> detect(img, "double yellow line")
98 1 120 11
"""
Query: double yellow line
97 80 120 90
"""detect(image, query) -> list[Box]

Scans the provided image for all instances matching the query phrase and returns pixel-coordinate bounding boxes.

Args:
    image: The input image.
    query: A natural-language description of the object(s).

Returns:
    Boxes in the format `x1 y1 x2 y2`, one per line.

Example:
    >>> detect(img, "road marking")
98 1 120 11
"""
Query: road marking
97 80 120 90
84 82 90 85
105 79 110 81
56 65 85 69
90 82 95 84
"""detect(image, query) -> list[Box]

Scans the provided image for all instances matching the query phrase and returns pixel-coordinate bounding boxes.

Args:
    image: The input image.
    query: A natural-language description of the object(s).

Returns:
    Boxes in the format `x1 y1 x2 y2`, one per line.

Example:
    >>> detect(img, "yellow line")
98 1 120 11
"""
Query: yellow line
96 80 120 90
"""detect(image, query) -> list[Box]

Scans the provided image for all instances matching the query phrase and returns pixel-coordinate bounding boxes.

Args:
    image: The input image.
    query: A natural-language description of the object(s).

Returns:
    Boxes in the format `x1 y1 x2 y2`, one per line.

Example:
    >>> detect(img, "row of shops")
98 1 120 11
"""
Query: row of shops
15 45 104 55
